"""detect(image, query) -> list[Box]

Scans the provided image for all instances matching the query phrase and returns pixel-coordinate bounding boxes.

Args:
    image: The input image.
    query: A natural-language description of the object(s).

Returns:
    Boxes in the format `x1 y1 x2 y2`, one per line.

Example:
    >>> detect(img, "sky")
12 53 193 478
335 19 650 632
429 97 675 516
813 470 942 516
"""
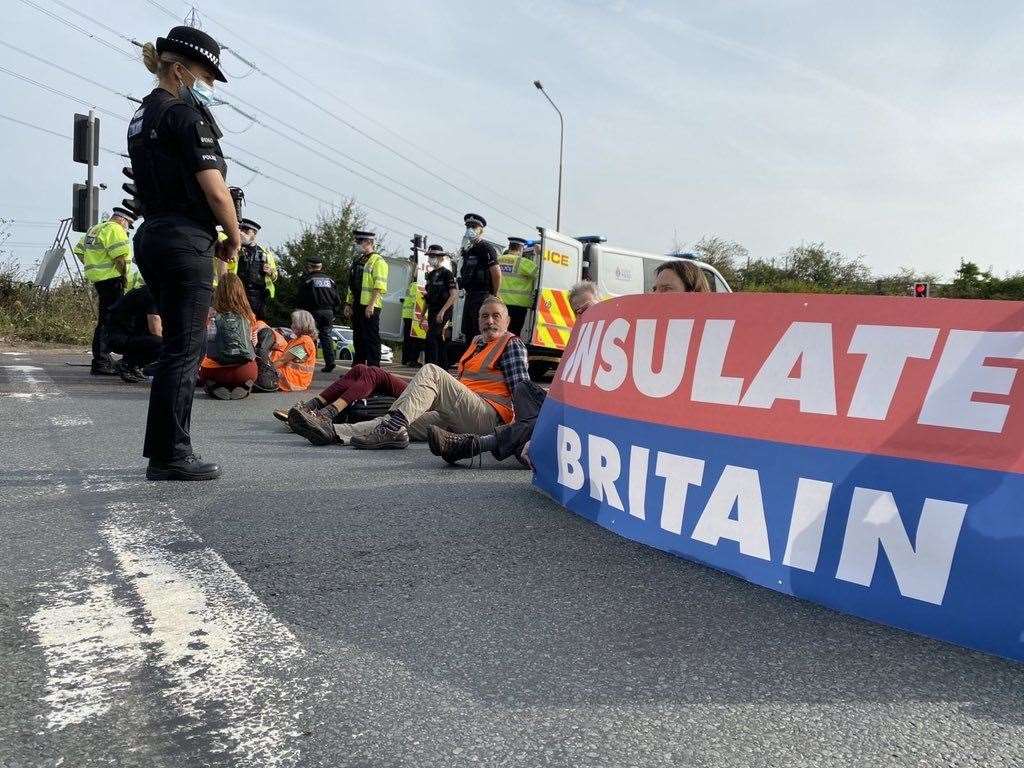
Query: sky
2 0 1023 280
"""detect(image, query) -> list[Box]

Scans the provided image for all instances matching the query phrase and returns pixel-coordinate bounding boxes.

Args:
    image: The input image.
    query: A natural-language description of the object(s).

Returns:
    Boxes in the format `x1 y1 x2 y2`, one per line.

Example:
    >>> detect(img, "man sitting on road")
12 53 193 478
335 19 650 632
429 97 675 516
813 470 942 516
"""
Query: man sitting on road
428 280 601 466
288 296 529 449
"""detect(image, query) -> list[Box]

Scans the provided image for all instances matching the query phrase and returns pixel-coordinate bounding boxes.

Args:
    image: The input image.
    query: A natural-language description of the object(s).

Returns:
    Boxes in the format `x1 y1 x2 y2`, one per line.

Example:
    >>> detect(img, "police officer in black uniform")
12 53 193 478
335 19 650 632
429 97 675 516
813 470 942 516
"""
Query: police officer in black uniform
296 257 341 373
236 217 274 320
457 213 501 341
128 26 240 481
424 244 458 366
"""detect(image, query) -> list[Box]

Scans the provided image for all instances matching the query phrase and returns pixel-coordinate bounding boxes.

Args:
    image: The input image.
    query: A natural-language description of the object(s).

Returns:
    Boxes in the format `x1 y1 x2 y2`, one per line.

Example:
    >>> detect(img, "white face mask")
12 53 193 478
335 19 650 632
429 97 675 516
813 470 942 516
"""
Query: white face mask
428 257 442 269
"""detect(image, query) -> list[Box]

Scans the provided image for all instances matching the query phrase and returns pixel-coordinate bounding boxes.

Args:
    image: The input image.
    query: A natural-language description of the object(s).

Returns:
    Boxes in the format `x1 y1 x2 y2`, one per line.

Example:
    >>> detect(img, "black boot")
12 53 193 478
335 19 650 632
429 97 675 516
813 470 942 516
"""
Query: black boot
428 425 483 466
146 454 221 481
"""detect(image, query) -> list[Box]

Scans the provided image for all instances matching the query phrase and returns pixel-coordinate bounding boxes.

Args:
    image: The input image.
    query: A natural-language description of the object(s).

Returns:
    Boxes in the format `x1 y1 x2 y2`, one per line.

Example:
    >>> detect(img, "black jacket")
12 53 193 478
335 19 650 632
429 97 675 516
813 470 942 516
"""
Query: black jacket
297 271 341 312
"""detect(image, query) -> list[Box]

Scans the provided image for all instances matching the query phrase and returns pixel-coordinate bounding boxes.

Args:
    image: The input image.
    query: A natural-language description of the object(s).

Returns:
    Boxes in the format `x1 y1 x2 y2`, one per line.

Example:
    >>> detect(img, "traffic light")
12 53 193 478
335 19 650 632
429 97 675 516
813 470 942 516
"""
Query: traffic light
913 282 930 298
71 183 98 232
120 166 141 218
411 234 424 258
72 113 99 165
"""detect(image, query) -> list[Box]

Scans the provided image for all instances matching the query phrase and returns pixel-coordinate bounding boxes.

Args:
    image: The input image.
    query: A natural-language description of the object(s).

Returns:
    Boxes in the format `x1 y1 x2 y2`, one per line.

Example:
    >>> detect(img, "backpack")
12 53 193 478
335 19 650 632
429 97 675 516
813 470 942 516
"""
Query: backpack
213 312 255 365
337 395 397 424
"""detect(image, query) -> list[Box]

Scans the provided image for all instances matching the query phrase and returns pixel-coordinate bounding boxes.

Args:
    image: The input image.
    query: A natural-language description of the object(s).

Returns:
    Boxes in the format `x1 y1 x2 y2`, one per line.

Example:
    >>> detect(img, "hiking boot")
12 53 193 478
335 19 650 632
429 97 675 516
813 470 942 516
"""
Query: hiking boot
146 453 221 481
351 422 410 450
288 406 339 446
428 425 481 465
274 398 319 423
253 355 280 392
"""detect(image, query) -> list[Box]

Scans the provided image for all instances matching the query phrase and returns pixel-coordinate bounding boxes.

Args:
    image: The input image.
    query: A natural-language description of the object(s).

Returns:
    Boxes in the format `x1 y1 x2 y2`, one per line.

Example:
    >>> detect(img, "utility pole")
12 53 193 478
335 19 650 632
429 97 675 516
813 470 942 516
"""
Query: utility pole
86 109 96 230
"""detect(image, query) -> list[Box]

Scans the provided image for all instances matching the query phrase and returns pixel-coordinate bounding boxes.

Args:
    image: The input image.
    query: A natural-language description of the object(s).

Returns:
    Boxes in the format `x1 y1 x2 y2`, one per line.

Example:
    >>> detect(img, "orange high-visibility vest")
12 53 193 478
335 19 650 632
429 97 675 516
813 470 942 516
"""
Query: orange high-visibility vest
457 332 514 423
273 335 317 391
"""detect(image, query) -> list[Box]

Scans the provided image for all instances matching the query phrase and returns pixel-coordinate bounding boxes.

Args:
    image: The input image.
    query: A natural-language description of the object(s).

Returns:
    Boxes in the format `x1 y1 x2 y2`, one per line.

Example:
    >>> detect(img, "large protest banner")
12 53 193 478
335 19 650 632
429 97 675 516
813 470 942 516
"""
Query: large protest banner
531 293 1024 661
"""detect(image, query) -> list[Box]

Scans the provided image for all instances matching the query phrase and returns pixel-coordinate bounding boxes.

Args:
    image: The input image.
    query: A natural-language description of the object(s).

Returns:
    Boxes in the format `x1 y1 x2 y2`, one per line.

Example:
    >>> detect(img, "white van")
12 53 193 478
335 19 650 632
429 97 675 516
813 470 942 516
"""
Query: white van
509 229 733 377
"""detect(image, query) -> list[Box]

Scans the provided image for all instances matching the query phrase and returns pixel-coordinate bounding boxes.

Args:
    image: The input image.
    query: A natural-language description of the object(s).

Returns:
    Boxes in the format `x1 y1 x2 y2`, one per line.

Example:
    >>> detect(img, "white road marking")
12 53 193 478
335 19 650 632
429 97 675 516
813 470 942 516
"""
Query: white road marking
2 364 58 399
50 415 94 427
102 501 308 766
29 562 146 731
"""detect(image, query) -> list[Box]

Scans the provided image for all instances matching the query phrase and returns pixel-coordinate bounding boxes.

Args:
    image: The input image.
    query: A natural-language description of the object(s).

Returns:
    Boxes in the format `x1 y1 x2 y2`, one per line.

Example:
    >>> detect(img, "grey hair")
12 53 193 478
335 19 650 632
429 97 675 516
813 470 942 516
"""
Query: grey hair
290 309 317 337
568 280 599 305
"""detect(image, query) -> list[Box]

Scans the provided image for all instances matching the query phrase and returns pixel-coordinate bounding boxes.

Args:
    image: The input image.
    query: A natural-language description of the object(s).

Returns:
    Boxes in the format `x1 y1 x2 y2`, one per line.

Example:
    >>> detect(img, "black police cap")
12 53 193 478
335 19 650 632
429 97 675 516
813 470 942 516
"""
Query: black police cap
507 236 527 246
353 230 376 241
157 26 227 82
426 244 446 254
463 213 487 228
306 256 324 265
239 218 261 232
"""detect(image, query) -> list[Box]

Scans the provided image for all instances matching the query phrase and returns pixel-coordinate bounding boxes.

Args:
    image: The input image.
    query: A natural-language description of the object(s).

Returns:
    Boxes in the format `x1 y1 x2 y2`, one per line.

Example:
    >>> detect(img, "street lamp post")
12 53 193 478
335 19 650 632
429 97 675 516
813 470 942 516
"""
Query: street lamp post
533 80 564 231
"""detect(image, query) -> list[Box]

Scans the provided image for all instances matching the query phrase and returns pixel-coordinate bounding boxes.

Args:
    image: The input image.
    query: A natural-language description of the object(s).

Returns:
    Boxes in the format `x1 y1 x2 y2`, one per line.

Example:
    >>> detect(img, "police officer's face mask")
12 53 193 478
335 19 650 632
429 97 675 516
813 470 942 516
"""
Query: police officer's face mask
176 63 215 108
461 227 480 251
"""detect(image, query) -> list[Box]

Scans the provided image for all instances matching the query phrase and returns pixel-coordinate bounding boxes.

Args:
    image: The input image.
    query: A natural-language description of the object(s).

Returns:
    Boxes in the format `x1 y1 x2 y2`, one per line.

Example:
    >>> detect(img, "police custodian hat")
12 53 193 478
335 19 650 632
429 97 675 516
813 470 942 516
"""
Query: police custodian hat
157 26 228 83
110 206 137 227
464 213 487 228
239 218 261 232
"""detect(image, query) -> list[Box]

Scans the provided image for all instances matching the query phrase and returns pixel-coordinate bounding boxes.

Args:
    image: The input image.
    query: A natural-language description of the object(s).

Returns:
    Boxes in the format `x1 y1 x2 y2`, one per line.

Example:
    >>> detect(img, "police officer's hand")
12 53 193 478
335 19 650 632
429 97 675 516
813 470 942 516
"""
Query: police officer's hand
343 304 352 320
364 304 374 320
216 234 241 263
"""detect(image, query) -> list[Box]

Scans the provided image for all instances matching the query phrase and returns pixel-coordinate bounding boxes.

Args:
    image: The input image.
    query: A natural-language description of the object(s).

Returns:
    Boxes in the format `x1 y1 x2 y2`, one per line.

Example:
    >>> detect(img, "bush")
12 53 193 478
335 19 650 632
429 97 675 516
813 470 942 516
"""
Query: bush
0 258 95 345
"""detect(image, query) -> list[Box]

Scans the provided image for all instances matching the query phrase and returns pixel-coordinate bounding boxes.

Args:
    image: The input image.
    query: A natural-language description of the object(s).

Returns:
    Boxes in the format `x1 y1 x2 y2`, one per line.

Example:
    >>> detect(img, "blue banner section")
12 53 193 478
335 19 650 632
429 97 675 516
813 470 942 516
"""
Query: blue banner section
532 399 1024 662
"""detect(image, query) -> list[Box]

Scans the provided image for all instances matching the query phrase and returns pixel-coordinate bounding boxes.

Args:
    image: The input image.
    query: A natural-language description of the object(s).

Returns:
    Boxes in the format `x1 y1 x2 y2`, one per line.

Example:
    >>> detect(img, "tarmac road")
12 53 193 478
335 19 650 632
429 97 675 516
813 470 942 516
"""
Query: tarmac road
2 349 1023 768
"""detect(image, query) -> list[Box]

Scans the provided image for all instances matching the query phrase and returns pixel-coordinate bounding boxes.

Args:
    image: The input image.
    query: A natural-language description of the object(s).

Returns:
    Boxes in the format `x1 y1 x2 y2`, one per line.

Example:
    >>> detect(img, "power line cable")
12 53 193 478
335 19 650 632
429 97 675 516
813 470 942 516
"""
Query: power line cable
0 56 451 244
145 0 547 228
14 0 137 60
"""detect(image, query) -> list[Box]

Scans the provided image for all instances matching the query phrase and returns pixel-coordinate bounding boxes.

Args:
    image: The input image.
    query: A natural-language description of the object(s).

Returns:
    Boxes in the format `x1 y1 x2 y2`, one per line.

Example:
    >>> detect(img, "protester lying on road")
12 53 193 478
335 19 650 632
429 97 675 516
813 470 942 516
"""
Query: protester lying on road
427 280 601 466
107 284 162 384
272 310 318 392
199 274 285 400
290 295 528 448
274 362 409 430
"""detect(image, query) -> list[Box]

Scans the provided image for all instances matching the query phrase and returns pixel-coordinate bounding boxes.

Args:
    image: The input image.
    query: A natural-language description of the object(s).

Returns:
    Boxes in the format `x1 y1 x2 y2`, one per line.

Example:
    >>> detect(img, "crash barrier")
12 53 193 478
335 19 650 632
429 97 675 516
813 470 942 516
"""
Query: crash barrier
531 292 1024 662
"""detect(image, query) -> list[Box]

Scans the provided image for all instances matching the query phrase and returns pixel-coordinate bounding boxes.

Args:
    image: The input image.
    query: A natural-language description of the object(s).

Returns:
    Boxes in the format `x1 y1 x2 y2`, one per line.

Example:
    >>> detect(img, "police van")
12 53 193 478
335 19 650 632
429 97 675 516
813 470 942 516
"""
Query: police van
483 229 732 378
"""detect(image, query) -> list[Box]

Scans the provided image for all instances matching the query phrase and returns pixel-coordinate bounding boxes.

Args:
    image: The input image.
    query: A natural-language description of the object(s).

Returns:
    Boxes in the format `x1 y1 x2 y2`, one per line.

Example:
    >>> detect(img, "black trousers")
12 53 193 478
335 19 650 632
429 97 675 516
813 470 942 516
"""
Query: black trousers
425 305 451 367
133 216 215 462
507 305 528 337
91 277 124 362
493 381 547 461
108 331 162 369
246 287 268 321
312 310 335 367
401 318 423 365
461 290 488 342
352 305 381 366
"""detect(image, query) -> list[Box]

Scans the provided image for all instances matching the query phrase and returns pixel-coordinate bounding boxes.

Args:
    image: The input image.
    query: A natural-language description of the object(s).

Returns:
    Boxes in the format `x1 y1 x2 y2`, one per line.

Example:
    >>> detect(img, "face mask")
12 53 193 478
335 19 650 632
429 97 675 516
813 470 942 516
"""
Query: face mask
178 65 215 108
428 257 442 269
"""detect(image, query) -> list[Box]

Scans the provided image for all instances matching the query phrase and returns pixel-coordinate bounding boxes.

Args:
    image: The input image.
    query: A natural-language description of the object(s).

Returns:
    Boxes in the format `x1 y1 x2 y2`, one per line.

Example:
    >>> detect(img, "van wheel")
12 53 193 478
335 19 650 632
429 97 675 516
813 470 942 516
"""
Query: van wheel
529 361 553 381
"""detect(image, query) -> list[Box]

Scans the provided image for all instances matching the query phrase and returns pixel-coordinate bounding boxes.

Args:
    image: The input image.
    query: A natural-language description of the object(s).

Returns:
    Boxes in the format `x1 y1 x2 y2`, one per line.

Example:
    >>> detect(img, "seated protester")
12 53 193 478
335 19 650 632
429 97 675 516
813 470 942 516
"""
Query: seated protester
652 258 711 293
274 361 408 429
271 310 318 393
199 274 284 399
107 285 162 384
428 280 602 466
290 296 528 448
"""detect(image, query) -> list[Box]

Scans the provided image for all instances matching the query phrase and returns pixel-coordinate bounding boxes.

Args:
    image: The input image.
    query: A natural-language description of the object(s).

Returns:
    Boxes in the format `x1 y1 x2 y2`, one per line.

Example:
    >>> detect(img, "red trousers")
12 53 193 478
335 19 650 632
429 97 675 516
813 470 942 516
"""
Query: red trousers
320 363 408 404
198 361 258 387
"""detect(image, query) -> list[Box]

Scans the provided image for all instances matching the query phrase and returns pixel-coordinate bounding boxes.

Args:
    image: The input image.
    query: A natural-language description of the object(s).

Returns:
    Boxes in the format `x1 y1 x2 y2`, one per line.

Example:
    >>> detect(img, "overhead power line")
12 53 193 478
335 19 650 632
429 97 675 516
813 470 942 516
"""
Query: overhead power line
143 0 547 229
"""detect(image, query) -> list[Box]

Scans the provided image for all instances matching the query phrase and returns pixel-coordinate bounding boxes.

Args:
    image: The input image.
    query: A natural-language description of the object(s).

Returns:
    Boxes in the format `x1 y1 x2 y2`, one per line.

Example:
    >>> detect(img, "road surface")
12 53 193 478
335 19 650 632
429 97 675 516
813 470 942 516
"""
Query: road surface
2 349 1023 768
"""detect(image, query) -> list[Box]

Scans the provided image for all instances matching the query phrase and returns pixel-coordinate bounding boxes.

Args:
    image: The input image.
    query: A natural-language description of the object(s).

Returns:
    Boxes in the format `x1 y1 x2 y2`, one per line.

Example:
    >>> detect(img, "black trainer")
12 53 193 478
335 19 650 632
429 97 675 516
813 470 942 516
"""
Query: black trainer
146 454 221 481
90 359 118 376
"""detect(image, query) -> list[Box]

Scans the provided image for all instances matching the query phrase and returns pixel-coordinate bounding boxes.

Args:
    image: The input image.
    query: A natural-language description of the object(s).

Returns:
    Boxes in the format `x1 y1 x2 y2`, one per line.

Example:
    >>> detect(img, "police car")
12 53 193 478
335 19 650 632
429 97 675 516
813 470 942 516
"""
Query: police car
329 325 395 365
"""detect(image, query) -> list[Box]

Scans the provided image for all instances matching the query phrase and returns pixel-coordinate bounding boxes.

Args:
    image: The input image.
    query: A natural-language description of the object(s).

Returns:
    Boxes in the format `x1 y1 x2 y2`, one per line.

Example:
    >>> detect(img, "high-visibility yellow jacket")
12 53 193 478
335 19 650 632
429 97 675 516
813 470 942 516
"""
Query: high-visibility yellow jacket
73 219 131 284
498 252 537 308
259 245 278 299
345 252 388 309
401 281 419 319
